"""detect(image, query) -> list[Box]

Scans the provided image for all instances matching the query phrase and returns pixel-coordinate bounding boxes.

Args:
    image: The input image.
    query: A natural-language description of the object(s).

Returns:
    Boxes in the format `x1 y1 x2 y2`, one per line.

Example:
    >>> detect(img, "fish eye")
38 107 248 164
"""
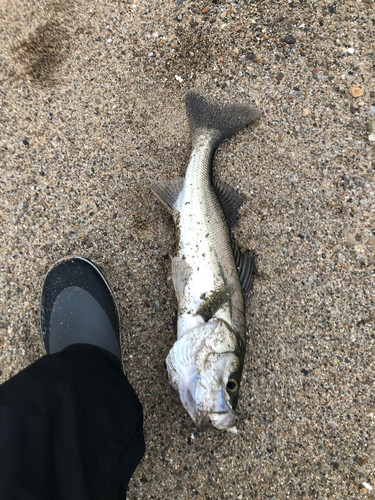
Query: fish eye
226 378 239 393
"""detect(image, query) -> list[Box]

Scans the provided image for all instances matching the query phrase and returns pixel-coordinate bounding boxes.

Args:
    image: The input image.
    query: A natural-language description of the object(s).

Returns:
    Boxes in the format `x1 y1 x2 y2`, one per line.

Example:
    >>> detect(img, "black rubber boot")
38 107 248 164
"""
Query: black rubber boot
40 257 123 368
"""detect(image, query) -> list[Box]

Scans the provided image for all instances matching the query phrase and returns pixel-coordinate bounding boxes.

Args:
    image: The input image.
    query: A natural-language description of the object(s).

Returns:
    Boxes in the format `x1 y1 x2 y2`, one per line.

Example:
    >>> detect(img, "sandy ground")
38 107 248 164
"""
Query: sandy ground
1 0 374 498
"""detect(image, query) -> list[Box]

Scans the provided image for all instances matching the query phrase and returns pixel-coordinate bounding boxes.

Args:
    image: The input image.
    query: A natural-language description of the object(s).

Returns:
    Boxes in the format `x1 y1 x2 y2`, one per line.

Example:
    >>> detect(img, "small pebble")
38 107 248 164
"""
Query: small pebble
348 47 354 54
301 108 310 117
362 483 372 492
343 229 356 246
368 134 375 142
370 106 375 115
348 84 363 98
201 6 209 13
328 421 338 431
284 35 296 44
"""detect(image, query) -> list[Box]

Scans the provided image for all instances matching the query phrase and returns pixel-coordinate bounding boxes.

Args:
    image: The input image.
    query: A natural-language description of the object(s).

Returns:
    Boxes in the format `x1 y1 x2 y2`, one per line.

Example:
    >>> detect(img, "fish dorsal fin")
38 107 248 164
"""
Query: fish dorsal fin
233 246 255 306
213 178 246 228
149 177 184 211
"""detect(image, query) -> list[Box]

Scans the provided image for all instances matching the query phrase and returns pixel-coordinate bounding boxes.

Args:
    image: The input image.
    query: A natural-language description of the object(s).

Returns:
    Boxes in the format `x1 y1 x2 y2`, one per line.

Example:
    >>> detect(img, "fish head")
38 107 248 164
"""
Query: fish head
166 319 243 431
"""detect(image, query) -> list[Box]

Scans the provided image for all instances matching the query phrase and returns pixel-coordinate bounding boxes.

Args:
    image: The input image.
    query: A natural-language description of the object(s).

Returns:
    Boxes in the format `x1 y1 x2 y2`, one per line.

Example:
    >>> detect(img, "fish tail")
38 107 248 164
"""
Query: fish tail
185 91 262 150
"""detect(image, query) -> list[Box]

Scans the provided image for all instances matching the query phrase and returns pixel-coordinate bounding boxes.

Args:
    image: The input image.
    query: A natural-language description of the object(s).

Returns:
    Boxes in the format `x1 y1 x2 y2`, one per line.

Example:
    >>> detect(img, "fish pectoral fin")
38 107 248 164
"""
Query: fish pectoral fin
213 177 246 228
149 177 184 211
232 246 255 306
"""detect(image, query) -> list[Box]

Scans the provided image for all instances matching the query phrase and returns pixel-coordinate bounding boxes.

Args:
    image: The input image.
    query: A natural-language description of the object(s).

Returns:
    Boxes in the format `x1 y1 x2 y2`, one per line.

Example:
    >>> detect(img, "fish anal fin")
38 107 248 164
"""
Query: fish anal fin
150 177 184 211
233 247 255 306
213 178 246 228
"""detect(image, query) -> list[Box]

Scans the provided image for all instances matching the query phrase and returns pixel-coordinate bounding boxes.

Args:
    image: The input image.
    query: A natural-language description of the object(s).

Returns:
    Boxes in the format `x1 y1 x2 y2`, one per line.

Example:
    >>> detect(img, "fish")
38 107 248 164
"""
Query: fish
151 91 261 431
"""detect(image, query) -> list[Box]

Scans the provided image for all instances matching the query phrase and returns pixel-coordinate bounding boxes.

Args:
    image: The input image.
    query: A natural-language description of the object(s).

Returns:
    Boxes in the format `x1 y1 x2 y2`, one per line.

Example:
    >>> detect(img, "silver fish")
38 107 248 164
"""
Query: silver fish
152 91 261 431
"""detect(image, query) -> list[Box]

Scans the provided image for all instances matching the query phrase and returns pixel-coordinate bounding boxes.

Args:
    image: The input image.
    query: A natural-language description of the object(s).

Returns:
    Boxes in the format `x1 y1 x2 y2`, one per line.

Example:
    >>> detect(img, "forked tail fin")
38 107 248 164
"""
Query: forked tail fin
185 90 262 149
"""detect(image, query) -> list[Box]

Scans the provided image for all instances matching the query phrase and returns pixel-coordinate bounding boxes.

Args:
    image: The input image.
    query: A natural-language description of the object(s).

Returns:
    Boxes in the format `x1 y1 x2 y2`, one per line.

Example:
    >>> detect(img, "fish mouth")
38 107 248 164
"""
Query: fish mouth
208 410 237 430
190 411 237 431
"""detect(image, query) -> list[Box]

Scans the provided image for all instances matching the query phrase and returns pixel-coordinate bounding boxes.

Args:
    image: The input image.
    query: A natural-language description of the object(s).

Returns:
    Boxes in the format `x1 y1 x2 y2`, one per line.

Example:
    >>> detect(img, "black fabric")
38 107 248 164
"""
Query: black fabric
0 344 145 500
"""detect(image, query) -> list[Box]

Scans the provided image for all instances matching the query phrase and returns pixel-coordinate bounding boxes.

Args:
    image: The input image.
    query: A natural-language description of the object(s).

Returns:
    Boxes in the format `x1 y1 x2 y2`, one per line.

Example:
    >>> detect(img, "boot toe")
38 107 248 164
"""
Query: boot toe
41 257 122 363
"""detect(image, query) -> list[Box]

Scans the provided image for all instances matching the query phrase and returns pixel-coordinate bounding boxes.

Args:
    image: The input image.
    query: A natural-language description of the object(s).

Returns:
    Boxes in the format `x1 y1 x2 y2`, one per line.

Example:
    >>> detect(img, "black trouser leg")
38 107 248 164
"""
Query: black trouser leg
0 344 145 500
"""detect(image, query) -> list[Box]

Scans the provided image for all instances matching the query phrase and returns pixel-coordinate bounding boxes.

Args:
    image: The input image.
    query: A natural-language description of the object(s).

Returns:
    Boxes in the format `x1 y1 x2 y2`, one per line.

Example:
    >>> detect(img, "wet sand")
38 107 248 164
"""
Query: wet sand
1 0 374 498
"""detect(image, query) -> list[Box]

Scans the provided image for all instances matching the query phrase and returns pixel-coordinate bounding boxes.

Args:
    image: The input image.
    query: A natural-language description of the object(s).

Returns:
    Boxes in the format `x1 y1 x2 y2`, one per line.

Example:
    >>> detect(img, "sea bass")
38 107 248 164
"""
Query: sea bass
152 91 261 431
